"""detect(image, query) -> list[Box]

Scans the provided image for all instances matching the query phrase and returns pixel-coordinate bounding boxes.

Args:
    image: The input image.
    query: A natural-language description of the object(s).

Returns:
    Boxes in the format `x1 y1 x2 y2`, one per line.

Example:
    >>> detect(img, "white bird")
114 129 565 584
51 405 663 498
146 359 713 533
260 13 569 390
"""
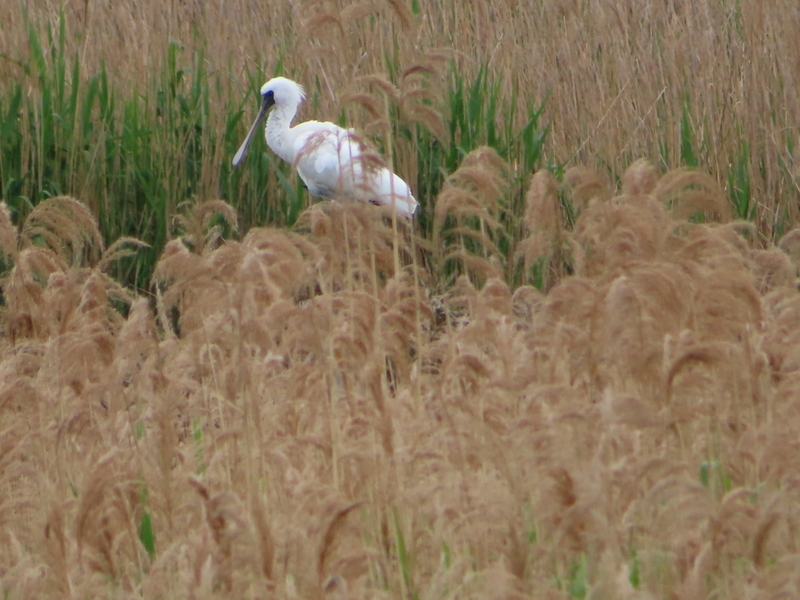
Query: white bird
232 77 418 217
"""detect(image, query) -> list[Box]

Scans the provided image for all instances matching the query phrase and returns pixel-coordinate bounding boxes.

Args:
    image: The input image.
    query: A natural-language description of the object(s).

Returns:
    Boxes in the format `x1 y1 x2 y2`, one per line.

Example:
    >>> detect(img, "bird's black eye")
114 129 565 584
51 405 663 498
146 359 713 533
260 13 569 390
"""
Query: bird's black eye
262 90 274 100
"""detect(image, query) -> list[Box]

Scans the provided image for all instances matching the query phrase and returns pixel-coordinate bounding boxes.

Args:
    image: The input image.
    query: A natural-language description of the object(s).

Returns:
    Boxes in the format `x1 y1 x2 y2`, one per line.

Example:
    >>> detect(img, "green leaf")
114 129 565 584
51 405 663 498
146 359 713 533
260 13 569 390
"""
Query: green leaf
393 508 412 590
679 101 698 168
629 548 640 589
0 85 22 143
139 511 156 559
567 554 588 599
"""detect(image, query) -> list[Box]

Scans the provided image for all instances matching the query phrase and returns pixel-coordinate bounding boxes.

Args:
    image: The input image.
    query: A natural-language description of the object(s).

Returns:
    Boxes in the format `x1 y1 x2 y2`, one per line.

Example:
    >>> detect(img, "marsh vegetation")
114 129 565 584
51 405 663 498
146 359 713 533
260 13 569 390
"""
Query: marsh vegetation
2 1 800 598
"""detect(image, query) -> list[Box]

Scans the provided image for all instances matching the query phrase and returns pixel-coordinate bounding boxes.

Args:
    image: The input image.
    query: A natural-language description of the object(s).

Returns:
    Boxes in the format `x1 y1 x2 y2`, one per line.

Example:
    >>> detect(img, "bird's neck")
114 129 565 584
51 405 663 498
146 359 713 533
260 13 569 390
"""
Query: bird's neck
265 105 297 163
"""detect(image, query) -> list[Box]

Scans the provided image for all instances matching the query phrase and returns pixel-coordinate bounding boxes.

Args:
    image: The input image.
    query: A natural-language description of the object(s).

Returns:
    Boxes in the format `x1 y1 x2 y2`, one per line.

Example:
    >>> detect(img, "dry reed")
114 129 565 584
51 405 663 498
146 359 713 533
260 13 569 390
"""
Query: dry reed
4 0 800 236
0 158 798 598
4 0 800 597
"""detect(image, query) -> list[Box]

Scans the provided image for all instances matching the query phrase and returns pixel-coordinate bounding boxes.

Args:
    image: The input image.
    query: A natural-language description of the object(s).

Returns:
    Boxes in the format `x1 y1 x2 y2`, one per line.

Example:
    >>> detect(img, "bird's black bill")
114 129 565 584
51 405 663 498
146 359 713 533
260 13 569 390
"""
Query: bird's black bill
231 93 275 167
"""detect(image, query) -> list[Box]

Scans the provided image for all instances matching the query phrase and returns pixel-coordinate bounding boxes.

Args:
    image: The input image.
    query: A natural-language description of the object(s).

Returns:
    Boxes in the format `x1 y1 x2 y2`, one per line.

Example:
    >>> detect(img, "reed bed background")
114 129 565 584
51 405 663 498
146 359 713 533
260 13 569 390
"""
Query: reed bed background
3 0 800 286
2 0 800 598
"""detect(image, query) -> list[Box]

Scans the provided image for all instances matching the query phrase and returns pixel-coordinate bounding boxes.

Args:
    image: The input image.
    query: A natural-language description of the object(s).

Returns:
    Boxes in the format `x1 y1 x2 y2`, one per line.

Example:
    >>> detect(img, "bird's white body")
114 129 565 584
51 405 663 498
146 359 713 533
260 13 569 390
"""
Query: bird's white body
233 77 417 217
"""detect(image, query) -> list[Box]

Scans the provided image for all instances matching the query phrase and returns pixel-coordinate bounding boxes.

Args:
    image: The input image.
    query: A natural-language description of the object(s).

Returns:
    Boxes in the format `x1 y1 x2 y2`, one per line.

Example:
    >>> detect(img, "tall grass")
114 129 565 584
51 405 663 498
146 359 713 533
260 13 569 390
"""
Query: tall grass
4 1 800 599
2 160 800 598
1 9 553 290
3 1 800 290
1 12 287 290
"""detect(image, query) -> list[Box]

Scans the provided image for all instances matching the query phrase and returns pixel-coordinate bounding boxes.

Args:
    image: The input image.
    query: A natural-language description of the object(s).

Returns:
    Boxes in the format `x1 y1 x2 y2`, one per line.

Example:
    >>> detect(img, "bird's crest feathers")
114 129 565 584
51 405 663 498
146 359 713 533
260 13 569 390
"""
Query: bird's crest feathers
260 77 306 105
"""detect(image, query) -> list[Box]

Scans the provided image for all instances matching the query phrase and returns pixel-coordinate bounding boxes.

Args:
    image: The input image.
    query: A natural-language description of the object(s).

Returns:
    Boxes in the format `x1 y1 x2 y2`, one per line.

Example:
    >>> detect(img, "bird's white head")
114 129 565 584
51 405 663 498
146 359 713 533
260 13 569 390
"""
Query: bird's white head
232 77 307 167
260 77 306 111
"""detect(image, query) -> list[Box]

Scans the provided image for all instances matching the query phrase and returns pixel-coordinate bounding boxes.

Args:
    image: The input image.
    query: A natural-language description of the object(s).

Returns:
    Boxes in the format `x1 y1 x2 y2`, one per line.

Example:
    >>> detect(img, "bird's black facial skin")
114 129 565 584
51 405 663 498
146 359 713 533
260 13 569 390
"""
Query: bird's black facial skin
231 90 275 167
262 90 275 110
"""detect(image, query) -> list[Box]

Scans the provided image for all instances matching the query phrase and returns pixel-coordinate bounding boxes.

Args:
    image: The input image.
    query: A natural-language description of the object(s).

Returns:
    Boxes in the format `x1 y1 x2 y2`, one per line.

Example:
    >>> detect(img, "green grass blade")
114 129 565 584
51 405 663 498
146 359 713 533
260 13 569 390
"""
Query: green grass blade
139 511 156 559
679 100 698 168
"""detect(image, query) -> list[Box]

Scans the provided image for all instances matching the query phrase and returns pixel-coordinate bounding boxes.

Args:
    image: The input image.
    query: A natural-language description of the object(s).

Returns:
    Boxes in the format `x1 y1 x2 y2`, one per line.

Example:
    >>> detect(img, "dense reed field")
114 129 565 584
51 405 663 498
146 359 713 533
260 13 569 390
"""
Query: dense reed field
3 0 800 286
3 0 800 598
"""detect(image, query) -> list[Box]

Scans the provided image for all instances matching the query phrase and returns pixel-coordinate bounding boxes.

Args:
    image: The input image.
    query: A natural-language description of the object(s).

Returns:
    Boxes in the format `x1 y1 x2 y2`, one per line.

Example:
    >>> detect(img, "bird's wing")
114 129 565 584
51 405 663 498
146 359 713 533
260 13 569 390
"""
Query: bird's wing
291 122 348 197
288 122 416 215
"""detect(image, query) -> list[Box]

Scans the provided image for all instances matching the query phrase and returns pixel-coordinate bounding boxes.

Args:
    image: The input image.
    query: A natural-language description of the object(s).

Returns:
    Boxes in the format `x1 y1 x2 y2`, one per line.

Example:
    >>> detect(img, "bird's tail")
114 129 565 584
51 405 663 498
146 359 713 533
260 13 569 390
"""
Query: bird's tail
372 170 418 217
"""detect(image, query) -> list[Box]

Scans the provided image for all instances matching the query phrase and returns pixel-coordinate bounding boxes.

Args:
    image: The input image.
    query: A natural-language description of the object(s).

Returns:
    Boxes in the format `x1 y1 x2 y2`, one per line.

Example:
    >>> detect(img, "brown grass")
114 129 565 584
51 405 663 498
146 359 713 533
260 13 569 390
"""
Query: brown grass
4 0 800 597
3 0 800 235
2 157 800 597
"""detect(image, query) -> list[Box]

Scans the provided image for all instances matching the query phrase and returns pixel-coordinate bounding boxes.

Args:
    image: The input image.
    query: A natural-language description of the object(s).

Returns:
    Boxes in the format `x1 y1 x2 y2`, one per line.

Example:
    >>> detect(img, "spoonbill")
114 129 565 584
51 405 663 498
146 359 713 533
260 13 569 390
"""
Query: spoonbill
232 77 418 217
